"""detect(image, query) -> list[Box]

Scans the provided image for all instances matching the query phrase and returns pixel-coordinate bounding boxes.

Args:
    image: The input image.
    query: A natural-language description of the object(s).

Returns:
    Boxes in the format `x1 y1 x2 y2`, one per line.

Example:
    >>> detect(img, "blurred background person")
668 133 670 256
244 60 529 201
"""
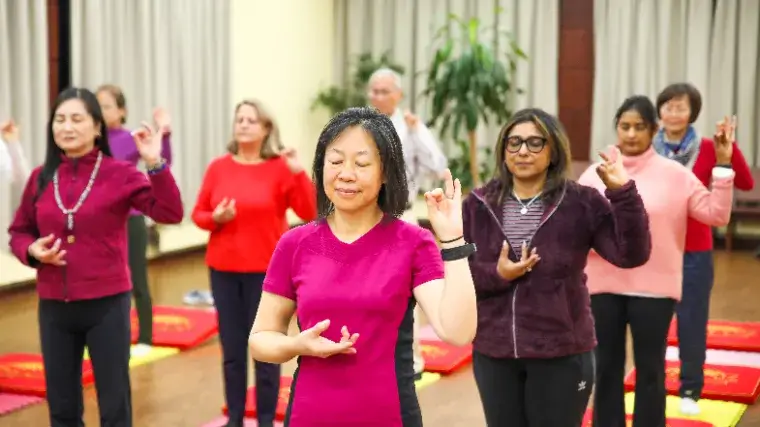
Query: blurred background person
191 99 317 427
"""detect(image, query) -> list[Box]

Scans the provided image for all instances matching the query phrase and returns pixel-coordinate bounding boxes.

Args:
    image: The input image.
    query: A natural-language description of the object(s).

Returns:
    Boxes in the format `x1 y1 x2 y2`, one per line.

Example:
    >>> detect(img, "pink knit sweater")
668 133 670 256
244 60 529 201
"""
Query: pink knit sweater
578 147 734 301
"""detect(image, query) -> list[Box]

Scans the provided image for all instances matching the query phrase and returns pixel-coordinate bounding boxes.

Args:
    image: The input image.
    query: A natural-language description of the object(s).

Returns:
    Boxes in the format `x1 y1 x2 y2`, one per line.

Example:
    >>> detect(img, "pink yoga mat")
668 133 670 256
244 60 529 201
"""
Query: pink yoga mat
0 392 44 415
666 346 760 368
200 416 283 427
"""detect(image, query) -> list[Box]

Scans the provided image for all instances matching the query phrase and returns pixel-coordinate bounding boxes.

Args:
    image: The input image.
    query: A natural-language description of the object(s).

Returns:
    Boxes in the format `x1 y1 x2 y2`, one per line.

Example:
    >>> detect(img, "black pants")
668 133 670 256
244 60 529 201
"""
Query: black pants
472 350 594 427
591 294 676 427
128 215 152 345
676 251 714 399
39 292 133 427
210 269 280 424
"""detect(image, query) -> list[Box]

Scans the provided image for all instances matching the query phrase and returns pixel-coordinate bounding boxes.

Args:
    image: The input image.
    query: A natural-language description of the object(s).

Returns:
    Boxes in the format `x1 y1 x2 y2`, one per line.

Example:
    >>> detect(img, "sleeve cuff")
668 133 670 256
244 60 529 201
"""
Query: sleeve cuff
712 167 735 180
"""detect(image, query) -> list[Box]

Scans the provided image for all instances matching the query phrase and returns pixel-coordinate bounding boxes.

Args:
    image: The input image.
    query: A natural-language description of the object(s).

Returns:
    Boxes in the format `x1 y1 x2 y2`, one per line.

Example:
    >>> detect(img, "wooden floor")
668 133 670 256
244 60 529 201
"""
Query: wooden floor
2 250 760 426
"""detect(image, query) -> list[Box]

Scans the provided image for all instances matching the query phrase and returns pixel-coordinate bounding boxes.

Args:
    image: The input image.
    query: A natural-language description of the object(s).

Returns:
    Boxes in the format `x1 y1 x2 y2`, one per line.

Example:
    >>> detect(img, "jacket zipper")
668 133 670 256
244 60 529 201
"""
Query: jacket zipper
471 185 567 358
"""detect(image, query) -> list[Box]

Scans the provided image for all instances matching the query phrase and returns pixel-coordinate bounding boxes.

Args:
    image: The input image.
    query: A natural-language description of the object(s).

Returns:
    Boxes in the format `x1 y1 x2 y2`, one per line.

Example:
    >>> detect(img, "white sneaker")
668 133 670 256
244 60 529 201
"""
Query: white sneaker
680 397 700 415
131 343 153 358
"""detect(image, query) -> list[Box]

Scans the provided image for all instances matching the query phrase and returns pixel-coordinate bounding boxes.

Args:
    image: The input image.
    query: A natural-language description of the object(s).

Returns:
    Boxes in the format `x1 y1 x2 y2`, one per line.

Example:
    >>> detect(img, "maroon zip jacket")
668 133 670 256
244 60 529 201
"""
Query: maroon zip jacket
463 179 651 359
8 148 183 301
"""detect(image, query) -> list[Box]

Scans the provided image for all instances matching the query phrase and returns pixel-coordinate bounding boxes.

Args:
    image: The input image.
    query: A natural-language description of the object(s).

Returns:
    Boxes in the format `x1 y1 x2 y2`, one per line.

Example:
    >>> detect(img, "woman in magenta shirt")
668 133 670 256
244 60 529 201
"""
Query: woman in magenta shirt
248 107 478 426
8 87 183 427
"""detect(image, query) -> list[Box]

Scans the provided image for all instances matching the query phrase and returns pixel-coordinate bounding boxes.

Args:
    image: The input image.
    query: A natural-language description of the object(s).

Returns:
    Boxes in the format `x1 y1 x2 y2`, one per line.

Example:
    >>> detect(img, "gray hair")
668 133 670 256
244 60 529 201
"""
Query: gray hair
369 68 402 91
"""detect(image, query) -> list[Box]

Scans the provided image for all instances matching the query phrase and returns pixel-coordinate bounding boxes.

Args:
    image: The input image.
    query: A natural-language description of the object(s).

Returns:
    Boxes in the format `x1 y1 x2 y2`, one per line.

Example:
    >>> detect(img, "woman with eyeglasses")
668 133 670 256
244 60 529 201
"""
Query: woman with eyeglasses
463 108 651 427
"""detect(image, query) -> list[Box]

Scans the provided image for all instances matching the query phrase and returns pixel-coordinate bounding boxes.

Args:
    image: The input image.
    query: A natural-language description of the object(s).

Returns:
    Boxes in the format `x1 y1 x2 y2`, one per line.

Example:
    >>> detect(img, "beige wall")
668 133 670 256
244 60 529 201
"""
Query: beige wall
230 0 335 172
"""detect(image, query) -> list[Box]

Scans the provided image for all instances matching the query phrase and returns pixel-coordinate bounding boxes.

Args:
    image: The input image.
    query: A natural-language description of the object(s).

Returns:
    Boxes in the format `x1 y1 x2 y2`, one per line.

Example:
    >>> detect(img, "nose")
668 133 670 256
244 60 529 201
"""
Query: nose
336 164 357 181
517 142 531 155
62 121 74 131
625 128 637 139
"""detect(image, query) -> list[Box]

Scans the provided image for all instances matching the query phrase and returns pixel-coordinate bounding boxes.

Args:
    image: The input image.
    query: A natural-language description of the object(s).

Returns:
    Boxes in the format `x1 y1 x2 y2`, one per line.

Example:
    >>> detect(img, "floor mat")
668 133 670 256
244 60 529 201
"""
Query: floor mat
669 319 760 353
582 410 715 426
222 377 292 421
131 306 218 350
624 360 760 405
416 372 441 391
622 393 746 427
666 346 760 369
84 345 179 368
420 339 473 374
200 416 283 427
0 392 44 416
0 353 95 397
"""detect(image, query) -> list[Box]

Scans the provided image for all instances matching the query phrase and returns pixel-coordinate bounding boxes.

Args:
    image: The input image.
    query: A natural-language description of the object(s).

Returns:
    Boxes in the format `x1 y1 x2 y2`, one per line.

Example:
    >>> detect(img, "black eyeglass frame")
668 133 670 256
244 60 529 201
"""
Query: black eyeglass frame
504 136 548 154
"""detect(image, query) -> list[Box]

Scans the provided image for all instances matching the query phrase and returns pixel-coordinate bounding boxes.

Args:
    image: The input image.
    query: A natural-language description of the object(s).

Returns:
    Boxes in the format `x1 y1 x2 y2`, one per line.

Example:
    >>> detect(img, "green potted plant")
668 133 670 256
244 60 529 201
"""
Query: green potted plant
422 12 527 189
312 52 405 116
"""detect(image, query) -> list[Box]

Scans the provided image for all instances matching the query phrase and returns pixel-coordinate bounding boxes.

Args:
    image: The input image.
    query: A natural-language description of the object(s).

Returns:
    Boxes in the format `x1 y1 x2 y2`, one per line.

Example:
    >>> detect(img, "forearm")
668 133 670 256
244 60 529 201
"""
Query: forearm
6 141 30 184
249 330 301 364
437 243 477 346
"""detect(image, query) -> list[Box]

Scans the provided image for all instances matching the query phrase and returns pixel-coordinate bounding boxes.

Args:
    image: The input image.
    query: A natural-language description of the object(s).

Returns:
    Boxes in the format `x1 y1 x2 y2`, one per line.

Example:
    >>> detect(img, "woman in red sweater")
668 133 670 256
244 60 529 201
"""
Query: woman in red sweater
653 83 754 415
191 99 317 427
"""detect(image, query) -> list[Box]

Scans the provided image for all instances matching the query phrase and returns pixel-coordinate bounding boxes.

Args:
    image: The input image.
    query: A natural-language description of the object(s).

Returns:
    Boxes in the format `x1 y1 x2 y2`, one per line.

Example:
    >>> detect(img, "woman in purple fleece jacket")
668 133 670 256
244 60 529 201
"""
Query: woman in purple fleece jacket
463 108 651 427
8 87 183 427
96 84 174 356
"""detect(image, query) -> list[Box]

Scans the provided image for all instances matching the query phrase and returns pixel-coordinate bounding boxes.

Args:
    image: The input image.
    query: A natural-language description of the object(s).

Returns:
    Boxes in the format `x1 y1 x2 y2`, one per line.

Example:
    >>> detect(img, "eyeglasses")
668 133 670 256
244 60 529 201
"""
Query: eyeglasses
505 136 547 154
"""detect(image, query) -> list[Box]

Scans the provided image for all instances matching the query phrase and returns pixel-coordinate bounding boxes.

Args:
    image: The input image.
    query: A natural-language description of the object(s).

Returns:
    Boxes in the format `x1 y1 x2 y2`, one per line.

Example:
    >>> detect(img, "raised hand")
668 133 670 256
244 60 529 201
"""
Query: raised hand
279 147 304 174
496 240 540 280
212 198 236 224
28 234 67 266
295 319 359 358
0 119 19 143
152 107 172 134
596 146 629 190
132 121 165 166
714 115 736 164
424 169 463 243
404 110 419 130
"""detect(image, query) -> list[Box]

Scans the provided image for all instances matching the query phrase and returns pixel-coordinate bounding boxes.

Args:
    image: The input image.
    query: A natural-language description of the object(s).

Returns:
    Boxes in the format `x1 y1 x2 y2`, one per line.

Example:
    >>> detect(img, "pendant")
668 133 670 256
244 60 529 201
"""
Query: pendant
520 207 528 215
67 235 75 244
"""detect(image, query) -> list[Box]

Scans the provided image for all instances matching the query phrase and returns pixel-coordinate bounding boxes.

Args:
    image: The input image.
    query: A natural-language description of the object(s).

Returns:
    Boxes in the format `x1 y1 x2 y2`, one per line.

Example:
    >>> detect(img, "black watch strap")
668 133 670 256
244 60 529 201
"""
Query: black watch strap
716 164 732 169
441 243 477 261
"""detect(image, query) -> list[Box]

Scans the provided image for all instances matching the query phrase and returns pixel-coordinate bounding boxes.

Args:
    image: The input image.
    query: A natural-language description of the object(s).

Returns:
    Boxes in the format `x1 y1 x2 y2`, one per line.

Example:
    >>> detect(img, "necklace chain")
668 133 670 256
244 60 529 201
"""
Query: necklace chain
513 191 541 215
53 152 103 231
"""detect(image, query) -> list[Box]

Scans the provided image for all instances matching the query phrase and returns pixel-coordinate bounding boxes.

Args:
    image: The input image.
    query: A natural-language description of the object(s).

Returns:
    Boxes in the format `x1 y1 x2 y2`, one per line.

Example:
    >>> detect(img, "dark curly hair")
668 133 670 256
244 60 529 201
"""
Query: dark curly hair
312 107 409 218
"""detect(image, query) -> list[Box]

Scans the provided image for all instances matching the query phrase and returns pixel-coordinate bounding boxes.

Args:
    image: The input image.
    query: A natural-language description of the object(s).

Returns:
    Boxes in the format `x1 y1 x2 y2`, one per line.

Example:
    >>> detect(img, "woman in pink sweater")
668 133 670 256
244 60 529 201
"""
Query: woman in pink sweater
578 95 735 427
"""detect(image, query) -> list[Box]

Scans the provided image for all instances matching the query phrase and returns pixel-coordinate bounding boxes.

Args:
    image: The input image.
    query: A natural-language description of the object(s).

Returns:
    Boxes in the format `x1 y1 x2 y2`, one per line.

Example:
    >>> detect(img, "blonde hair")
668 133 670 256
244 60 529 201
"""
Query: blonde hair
227 99 283 159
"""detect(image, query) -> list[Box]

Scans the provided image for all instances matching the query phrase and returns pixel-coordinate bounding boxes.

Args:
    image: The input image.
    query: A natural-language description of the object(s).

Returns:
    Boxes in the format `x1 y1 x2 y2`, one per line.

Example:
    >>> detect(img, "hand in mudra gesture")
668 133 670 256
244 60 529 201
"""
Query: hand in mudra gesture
596 146 629 190
424 169 463 242
132 121 167 166
212 198 236 224
714 115 736 164
296 319 359 358
497 240 540 280
28 234 67 266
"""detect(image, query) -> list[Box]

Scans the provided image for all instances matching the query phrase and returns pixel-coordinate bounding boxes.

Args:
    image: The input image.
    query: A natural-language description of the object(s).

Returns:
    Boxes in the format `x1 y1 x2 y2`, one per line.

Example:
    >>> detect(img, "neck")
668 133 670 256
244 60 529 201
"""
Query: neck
512 175 546 199
664 127 688 142
65 145 95 158
328 206 384 242
236 142 262 163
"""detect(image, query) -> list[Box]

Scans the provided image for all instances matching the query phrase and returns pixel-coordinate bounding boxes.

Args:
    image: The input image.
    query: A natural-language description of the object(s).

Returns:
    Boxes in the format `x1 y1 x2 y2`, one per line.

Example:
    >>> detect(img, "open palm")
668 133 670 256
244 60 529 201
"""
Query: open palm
132 121 164 164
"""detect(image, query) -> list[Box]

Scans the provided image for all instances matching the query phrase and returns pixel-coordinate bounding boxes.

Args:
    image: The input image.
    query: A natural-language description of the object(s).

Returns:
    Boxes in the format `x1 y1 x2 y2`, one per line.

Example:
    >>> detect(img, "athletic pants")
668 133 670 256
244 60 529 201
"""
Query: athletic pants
128 214 152 345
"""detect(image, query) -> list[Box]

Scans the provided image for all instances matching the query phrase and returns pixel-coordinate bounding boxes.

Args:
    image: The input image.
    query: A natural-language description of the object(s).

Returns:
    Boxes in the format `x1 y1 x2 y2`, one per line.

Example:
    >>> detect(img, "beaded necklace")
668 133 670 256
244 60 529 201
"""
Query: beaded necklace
52 151 103 243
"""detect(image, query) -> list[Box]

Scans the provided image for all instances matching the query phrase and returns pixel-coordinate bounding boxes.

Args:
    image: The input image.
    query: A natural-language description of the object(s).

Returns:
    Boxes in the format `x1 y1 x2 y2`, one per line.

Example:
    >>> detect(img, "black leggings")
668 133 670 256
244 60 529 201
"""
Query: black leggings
210 268 280 424
39 292 132 427
127 215 152 345
473 350 594 427
591 294 676 427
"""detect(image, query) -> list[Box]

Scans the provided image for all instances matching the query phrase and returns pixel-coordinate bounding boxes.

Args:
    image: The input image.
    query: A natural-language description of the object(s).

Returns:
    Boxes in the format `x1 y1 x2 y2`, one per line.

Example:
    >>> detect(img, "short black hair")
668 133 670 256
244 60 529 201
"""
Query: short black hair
614 95 658 131
312 107 409 218
656 83 702 123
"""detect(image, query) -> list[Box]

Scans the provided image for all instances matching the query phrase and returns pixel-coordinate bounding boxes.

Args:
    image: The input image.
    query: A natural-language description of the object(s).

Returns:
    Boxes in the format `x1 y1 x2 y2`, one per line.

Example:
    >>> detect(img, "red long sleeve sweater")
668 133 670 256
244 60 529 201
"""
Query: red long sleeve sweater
687 138 754 251
191 154 317 272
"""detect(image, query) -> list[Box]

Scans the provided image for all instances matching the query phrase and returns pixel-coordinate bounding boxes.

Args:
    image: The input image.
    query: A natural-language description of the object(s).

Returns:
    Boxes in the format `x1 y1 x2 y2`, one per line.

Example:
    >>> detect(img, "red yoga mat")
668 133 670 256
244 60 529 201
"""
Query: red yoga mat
668 319 760 353
0 353 95 397
624 360 760 405
130 306 218 350
582 410 713 426
420 340 473 374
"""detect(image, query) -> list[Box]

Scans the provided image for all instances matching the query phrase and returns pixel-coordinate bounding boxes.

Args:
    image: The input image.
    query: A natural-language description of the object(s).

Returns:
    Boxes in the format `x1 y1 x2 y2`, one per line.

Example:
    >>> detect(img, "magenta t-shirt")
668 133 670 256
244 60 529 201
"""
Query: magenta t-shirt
263 217 445 427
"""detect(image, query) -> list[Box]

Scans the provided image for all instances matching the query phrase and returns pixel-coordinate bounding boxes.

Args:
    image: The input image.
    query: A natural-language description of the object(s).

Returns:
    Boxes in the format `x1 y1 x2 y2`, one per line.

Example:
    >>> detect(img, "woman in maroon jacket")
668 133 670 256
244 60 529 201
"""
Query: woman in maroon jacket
8 87 183 427
463 108 652 427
